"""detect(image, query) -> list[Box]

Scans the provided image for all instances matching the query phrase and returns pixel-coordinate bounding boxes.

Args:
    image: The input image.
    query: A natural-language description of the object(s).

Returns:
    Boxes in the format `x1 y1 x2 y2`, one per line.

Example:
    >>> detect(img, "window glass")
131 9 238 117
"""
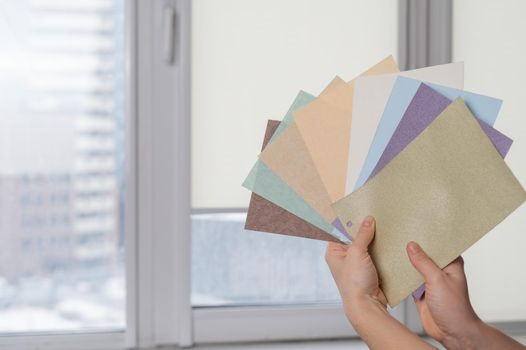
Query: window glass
0 0 126 332
191 213 340 306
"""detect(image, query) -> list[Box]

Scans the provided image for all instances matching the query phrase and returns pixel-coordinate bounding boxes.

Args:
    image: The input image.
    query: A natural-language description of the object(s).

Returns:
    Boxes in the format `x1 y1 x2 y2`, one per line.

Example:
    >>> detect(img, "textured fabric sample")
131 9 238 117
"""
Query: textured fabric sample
355 76 502 190
245 120 339 242
242 91 345 241
294 56 399 201
333 98 526 307
369 83 512 180
259 57 399 228
345 62 464 194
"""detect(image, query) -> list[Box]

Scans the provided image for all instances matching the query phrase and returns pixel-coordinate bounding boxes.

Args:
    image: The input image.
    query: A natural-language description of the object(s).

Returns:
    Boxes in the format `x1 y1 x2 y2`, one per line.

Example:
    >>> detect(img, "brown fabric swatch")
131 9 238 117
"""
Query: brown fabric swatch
245 120 339 242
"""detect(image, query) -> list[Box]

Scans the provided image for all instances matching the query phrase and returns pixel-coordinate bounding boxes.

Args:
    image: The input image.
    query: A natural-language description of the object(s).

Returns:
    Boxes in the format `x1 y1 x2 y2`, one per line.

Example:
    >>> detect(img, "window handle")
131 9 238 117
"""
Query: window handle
163 5 175 64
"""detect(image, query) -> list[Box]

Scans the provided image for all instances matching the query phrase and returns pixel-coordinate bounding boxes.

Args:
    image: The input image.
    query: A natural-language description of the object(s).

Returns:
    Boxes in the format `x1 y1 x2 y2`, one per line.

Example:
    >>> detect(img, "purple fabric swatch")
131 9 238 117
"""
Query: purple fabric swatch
369 83 513 181
366 83 513 300
412 284 426 299
332 218 352 240
477 122 513 158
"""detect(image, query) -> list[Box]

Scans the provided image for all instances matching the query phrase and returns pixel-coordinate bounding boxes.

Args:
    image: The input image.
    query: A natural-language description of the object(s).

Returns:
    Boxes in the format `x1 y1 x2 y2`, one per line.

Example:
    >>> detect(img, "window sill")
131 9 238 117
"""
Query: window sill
192 303 405 344
193 339 370 350
0 331 128 350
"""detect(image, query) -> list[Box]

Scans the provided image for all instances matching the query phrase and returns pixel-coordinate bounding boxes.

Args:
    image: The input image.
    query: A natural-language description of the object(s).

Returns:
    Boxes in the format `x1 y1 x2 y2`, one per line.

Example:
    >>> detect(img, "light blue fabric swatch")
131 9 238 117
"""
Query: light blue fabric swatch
243 91 350 242
354 76 503 190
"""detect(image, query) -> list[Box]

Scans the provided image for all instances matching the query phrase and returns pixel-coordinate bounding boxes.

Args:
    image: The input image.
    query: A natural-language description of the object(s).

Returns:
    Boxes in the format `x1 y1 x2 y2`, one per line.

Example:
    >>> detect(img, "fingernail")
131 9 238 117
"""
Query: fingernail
408 241 420 254
362 216 373 227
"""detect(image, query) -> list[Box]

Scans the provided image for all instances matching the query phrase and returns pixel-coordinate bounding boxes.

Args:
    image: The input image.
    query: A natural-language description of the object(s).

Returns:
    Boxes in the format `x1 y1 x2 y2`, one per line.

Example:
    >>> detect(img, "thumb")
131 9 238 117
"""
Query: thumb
443 256 465 278
353 216 375 250
406 241 442 282
325 242 348 276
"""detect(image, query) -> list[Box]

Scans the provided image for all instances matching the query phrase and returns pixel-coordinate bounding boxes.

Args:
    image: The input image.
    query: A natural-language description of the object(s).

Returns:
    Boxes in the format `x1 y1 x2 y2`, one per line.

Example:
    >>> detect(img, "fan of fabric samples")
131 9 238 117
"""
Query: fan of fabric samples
242 55 526 307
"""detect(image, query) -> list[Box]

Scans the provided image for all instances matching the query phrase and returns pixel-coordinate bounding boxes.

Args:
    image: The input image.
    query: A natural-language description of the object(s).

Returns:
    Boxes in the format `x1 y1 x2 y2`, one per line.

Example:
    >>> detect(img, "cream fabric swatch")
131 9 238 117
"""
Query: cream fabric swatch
345 62 464 195
332 98 526 307
294 56 399 202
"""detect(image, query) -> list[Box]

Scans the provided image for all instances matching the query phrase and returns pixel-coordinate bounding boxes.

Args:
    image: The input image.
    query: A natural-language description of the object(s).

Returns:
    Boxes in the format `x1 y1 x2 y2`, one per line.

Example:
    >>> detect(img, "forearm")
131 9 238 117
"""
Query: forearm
443 320 526 350
347 296 437 350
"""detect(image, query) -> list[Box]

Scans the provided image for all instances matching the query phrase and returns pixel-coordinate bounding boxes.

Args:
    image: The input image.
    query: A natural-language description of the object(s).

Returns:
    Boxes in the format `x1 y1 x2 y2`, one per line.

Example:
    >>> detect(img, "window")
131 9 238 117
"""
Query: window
191 0 398 308
1 1 523 348
0 0 126 333
452 0 526 323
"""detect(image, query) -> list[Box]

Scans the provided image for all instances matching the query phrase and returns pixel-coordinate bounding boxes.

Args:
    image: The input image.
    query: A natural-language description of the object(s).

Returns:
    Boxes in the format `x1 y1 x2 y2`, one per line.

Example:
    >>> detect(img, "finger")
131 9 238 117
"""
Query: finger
413 294 426 315
325 242 348 261
413 295 435 327
412 294 429 325
406 241 442 282
443 256 465 277
353 216 375 250
325 242 348 272
413 296 443 338
377 290 388 307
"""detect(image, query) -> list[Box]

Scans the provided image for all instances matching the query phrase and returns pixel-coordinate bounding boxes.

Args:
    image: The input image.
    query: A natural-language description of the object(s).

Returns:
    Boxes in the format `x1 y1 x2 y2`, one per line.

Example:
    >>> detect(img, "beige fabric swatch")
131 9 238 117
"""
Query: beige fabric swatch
259 122 335 223
332 98 526 307
294 56 400 201
345 62 464 194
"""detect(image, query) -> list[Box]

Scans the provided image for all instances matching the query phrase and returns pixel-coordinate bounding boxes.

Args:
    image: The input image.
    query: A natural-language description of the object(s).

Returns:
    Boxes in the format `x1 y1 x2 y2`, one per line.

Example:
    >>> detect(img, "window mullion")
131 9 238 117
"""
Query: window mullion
135 0 193 347
125 0 139 347
135 0 158 347
398 0 452 70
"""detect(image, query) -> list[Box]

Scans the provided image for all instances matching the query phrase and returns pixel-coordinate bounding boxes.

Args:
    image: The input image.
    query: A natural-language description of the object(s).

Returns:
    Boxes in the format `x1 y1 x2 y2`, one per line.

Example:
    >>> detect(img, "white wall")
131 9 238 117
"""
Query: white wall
453 0 526 322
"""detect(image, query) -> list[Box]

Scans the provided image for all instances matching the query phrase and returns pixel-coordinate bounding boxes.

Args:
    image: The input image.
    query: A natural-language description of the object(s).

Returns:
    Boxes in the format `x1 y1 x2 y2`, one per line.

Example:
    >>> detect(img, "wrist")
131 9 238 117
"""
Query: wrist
344 294 388 328
442 318 486 350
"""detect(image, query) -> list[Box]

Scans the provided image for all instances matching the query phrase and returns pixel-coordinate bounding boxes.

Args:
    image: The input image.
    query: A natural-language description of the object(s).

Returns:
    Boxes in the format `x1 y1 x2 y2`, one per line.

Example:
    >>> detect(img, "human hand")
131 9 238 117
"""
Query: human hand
325 216 388 324
326 218 439 350
406 242 481 349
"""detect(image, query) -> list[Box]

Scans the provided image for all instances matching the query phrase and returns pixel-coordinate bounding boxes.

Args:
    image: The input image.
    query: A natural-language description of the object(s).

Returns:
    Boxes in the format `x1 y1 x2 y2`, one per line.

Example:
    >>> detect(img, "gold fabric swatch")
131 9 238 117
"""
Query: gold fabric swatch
332 98 526 307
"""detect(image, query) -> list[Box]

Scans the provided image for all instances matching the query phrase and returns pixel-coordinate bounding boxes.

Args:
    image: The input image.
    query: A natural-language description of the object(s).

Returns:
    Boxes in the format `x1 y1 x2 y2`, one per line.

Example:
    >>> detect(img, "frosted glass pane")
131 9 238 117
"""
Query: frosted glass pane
453 0 526 322
192 0 398 208
191 213 339 306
